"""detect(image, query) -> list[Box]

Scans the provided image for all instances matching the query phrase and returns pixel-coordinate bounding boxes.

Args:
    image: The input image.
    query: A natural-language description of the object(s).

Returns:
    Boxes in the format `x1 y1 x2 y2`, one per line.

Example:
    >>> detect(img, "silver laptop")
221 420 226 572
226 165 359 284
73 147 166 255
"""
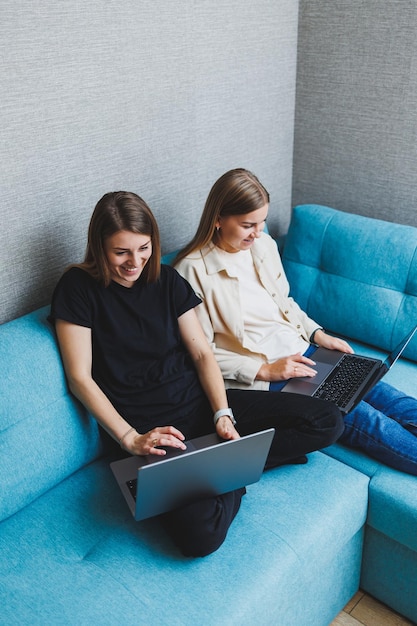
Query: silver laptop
110 429 275 521
281 325 417 414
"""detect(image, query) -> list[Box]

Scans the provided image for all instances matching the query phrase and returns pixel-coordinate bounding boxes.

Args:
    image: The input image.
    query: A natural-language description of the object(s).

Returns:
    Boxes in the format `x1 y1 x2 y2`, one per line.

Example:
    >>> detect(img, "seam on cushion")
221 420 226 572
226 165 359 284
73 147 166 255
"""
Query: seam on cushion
390 293 408 348
285 206 332 264
72 558 149 605
319 273 408 292
290 210 415 291
405 246 417 296
79 545 175 605
305 273 406 348
291 260 410 293
305 212 334 315
0 391 88 434
248 519 302 562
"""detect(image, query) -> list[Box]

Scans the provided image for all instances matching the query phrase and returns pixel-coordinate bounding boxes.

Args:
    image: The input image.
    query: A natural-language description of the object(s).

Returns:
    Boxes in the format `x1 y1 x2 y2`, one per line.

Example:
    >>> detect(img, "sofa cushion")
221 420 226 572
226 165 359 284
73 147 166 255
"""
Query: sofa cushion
360 471 417 623
0 307 102 522
282 204 417 362
0 451 369 626
361 527 417 623
366 467 417 553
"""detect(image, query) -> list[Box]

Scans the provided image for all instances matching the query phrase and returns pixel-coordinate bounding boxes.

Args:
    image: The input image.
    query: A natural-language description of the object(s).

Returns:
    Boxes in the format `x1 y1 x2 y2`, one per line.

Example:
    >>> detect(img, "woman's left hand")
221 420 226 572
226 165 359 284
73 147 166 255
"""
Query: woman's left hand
215 415 240 441
314 330 354 353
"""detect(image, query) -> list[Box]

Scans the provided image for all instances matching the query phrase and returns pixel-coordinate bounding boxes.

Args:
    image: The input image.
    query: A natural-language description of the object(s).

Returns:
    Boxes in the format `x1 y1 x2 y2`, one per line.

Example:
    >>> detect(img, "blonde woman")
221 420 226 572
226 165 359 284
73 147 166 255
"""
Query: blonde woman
175 169 417 475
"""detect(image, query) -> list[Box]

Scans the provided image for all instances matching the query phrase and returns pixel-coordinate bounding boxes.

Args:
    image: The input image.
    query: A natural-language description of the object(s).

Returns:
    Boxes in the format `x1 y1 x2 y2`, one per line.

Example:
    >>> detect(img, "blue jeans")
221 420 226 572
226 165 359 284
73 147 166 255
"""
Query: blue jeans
339 381 417 475
271 347 417 475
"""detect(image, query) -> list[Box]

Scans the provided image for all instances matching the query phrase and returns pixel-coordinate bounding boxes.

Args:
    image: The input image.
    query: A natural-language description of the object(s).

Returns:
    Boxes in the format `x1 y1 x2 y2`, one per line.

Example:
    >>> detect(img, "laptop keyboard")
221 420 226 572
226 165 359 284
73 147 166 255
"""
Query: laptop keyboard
312 354 376 408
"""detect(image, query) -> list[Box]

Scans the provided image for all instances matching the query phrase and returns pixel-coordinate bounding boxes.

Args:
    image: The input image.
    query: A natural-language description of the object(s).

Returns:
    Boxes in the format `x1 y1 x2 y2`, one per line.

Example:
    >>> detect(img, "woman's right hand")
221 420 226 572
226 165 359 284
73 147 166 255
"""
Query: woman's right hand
121 425 187 456
256 352 318 382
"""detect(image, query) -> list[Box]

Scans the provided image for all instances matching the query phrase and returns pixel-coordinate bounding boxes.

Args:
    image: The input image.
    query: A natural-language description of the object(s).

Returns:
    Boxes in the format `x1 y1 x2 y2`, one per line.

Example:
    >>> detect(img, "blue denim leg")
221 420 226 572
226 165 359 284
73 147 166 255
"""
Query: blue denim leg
340 382 417 475
363 381 417 435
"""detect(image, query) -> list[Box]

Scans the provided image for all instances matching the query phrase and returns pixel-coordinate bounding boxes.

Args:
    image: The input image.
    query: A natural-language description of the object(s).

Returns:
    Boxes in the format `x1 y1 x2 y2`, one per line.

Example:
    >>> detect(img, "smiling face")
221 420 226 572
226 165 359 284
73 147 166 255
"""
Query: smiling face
104 230 153 287
215 204 269 253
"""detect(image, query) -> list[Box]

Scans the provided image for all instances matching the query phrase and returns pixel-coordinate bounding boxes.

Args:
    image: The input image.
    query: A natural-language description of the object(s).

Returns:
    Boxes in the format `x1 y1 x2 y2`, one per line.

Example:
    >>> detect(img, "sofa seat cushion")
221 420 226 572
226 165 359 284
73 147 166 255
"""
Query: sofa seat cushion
325 444 417 550
367 467 417 553
0 452 368 626
323 443 382 478
360 470 417 623
361 527 417 623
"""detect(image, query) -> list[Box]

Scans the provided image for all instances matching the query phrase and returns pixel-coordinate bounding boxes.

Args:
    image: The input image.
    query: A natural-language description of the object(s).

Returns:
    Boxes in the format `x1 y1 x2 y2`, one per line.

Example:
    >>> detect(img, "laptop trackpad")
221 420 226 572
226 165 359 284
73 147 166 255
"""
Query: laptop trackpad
309 361 334 382
282 361 334 394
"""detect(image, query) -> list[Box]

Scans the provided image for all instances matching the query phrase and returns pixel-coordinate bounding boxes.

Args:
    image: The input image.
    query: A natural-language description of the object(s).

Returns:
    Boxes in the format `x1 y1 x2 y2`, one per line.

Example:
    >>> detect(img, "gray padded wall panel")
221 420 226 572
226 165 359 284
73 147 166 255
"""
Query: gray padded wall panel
293 0 417 228
1 0 299 324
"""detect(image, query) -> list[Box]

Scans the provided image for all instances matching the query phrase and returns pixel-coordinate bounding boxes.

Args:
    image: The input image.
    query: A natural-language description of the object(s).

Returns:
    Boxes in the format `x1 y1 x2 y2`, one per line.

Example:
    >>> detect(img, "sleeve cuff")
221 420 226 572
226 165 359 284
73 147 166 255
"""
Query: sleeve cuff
309 328 323 344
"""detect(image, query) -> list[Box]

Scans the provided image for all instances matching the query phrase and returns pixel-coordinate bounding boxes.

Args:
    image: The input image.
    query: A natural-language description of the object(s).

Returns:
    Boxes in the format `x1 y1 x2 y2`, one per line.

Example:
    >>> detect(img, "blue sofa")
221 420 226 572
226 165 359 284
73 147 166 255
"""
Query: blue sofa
0 205 415 625
283 204 417 622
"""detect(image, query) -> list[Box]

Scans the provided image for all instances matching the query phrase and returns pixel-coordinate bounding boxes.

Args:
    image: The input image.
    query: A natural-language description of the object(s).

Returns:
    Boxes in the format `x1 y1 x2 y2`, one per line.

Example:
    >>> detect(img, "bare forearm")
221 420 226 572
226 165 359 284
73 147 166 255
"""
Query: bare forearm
67 375 131 442
192 351 229 412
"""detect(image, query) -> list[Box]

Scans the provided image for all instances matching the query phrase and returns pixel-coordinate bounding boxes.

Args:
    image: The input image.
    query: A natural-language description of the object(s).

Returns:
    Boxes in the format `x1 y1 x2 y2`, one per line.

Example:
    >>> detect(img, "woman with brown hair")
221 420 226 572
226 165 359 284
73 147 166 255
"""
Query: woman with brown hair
50 190 343 557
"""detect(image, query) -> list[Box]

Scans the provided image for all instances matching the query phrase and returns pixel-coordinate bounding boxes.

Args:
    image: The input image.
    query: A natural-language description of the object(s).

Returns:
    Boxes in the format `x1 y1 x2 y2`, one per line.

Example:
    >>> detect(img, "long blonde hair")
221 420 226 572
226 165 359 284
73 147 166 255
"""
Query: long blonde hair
174 168 269 265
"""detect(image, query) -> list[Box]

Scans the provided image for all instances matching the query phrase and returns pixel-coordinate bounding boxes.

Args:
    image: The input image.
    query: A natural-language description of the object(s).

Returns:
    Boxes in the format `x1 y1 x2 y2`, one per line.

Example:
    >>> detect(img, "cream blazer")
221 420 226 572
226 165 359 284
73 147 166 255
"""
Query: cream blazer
175 233 320 390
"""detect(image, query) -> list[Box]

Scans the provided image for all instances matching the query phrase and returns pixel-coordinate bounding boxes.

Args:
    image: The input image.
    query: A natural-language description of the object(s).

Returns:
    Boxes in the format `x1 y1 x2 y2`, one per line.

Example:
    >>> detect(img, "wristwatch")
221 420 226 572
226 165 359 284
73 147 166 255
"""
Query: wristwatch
213 408 236 426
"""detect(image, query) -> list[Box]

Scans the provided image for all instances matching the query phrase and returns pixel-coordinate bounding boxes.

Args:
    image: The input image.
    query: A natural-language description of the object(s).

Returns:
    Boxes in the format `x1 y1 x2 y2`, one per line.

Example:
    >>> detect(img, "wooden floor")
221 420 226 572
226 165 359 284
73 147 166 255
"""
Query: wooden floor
330 590 415 625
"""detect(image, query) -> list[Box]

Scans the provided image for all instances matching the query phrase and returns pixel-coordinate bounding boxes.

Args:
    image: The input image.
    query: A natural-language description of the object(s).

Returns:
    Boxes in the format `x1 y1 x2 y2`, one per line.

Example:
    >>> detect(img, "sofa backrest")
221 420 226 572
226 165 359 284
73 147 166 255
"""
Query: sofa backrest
282 205 417 362
0 307 103 521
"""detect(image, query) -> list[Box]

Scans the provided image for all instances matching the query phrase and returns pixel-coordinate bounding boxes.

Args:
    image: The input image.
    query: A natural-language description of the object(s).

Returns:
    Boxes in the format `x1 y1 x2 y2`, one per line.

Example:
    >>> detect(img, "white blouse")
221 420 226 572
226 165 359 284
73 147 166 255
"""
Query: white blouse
216 248 309 361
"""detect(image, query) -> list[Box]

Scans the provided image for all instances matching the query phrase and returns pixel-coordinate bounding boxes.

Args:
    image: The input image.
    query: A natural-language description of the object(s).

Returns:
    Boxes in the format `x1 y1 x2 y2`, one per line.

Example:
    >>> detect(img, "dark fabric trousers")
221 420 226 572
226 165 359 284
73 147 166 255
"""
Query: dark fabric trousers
161 391 343 557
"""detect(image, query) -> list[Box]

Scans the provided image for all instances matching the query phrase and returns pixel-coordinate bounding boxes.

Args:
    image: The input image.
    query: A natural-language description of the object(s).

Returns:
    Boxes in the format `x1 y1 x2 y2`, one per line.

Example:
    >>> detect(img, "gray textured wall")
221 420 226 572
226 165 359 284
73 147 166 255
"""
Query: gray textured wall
1 0 299 324
293 0 417 227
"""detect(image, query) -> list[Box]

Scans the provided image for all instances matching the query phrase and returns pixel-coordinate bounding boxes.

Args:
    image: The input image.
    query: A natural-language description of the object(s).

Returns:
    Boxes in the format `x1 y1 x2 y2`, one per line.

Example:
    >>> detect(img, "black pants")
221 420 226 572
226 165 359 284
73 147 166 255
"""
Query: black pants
161 391 343 557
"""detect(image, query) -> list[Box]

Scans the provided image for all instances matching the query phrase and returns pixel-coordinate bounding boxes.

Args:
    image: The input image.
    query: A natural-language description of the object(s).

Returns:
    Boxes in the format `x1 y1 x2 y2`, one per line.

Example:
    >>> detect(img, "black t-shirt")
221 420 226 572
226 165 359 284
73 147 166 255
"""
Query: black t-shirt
50 265 204 426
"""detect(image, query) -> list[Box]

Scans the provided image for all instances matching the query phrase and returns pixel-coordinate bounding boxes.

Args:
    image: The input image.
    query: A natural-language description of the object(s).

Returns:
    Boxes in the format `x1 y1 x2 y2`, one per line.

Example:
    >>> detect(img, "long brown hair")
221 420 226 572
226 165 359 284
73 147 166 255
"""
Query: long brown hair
174 168 269 265
75 191 161 286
